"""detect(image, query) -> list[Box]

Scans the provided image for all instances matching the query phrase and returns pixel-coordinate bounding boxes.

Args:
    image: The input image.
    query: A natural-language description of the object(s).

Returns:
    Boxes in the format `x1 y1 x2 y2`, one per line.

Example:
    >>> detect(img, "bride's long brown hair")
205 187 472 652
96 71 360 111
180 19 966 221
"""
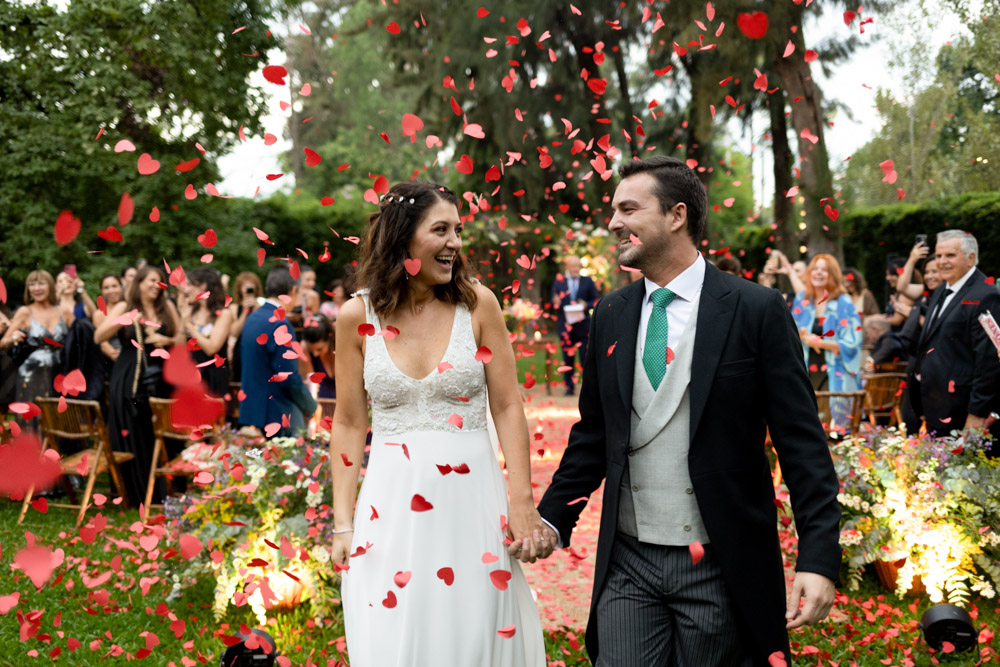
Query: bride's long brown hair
356 181 478 319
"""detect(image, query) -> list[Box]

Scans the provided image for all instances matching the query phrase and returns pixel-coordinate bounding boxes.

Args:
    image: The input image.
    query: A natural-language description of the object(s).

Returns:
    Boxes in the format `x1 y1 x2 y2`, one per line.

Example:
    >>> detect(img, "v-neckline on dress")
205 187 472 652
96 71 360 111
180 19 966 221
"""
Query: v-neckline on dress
380 305 459 382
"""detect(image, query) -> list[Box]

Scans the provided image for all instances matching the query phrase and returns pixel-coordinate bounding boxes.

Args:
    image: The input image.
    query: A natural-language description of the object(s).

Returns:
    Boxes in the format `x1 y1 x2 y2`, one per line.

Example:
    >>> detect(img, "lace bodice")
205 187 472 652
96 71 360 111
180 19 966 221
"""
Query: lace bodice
361 292 488 435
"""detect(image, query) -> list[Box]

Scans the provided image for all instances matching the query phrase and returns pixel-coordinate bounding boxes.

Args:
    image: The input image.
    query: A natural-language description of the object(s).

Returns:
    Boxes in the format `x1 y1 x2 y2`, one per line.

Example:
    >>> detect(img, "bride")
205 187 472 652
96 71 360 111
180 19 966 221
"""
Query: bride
329 181 547 665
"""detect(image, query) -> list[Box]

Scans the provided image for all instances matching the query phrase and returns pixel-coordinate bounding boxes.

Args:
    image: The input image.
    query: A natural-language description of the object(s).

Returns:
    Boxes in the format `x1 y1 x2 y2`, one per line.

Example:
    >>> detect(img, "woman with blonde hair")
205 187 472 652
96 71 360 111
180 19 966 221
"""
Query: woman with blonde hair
787 254 863 395
330 180 545 666
0 270 67 413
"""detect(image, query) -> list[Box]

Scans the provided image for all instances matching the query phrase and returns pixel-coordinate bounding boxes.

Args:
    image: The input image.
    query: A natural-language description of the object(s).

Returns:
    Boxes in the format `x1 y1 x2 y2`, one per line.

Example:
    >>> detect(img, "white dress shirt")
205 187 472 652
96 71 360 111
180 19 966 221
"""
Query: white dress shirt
637 253 706 356
930 265 977 325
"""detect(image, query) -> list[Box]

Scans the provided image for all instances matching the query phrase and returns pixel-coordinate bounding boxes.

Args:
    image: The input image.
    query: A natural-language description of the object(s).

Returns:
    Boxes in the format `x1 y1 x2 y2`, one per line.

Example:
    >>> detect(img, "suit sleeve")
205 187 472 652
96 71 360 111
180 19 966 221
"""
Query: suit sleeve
759 290 843 582
970 291 1000 417
537 300 609 547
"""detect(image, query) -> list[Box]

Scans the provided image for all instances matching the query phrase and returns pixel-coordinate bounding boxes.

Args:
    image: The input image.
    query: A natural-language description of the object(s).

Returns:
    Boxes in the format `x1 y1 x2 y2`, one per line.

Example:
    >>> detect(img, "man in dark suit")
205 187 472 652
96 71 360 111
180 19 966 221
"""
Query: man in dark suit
239 266 317 437
910 230 1000 439
511 156 841 666
551 255 600 395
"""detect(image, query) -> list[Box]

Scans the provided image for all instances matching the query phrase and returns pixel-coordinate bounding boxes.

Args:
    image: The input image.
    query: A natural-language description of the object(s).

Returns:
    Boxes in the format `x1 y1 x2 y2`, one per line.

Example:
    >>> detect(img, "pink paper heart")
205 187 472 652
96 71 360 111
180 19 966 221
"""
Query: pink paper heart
137 153 160 175
404 258 421 276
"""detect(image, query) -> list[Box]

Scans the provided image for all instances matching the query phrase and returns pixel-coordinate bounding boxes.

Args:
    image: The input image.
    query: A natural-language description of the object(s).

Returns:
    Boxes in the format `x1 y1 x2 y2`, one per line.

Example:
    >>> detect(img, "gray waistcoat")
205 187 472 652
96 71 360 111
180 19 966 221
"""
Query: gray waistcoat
618 297 709 545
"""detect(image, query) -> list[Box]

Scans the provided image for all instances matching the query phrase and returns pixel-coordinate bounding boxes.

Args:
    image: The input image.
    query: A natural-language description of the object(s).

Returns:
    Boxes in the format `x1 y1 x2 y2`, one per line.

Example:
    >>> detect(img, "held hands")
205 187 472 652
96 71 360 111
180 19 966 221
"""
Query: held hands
785 571 836 630
506 502 559 564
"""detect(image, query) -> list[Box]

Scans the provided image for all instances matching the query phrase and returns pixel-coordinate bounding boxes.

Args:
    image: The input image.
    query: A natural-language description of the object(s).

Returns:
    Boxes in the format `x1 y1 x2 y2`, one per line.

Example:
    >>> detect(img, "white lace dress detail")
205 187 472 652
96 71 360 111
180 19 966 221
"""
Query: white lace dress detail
361 292 488 435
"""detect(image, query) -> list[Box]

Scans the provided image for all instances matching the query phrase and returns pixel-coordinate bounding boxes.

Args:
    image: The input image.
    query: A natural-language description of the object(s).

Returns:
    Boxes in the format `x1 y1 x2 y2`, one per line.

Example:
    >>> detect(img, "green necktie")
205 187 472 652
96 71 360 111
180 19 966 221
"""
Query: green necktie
643 287 676 390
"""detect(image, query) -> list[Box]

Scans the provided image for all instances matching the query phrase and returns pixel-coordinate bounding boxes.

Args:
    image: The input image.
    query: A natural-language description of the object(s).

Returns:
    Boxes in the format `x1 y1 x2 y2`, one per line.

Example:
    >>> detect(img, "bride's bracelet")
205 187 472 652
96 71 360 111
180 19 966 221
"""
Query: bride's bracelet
332 528 354 534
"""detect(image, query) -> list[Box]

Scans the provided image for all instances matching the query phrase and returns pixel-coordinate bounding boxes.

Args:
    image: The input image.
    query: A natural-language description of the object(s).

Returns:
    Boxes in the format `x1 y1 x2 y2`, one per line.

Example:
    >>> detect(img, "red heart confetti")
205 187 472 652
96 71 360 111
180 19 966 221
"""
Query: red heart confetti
736 11 769 39
54 210 81 246
410 494 434 512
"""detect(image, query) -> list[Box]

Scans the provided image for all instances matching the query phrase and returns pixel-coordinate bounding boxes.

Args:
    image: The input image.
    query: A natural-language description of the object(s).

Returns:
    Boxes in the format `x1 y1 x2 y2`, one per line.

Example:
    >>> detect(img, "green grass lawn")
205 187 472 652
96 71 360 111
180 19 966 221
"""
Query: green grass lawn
1 487 997 665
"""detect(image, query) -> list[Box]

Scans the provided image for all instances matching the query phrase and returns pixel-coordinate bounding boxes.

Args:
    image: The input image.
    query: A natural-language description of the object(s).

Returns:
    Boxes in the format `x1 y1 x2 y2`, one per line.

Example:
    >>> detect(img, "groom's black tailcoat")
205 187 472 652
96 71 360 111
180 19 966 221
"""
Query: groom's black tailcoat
538 264 842 665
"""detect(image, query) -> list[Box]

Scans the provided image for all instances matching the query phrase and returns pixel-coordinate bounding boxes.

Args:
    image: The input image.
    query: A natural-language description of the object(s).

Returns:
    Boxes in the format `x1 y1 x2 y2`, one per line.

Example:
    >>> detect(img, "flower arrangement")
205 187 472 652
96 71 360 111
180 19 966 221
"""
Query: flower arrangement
503 298 542 339
165 429 340 625
831 428 1000 606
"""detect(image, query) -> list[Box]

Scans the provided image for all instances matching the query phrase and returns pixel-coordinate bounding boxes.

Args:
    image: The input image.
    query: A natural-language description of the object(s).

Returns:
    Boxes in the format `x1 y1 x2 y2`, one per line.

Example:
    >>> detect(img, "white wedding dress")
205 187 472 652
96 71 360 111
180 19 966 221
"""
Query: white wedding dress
342 293 545 666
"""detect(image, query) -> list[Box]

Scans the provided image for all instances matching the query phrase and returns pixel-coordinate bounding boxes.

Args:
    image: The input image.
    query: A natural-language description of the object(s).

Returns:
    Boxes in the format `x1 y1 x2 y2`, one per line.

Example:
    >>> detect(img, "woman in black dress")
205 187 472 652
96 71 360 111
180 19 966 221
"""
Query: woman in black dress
94 266 183 506
178 267 233 397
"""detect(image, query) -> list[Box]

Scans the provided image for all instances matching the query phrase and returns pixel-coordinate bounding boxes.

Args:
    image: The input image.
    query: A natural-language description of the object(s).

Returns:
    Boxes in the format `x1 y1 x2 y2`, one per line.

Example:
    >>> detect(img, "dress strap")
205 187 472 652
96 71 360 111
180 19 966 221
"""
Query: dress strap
355 289 381 330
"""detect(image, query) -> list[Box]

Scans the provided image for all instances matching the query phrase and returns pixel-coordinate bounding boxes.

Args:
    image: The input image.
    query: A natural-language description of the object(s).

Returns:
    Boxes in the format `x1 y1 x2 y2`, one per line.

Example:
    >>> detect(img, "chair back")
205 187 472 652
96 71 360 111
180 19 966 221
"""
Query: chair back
814 390 866 436
317 398 336 422
35 397 104 441
862 373 906 418
149 396 225 441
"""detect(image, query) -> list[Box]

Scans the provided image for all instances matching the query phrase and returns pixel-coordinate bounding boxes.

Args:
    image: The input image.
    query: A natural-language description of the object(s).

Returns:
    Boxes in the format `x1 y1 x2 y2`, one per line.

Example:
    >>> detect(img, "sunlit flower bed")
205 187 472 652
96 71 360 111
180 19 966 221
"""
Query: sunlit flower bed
832 428 1000 605
164 430 340 625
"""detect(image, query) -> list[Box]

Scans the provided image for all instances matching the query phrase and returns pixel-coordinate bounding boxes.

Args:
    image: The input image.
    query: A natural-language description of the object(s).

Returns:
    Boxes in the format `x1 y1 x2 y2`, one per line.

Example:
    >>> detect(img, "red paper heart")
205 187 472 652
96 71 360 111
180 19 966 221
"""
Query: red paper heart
54 210 81 246
382 591 397 608
455 154 474 175
118 192 134 227
358 323 375 337
475 346 493 363
736 11 769 39
137 153 160 175
179 534 203 560
393 571 412 588
403 258 421 276
489 569 512 590
262 65 288 85
410 494 434 512
436 567 455 585
496 624 516 638
304 148 322 167
401 113 424 138
197 229 217 248
97 226 123 242
689 540 705 565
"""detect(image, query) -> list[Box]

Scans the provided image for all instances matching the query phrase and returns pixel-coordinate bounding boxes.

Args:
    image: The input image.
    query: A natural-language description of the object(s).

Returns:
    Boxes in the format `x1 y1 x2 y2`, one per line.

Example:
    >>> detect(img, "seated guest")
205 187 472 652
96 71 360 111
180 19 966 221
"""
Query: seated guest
239 267 317 436
715 256 742 276
863 314 907 371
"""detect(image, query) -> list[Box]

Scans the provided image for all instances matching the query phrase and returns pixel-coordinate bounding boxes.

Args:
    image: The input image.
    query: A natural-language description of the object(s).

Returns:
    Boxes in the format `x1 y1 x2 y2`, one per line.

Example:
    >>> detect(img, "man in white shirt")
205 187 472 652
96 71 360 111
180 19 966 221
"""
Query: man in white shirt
910 230 1000 438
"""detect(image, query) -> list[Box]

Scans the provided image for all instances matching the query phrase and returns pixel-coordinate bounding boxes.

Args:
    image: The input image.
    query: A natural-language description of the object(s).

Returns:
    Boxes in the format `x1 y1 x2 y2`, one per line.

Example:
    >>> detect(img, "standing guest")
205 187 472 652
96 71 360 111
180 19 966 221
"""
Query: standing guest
843 267 880 318
885 257 920 328
94 266 183 505
227 271 263 384
0 271 68 418
551 255 600 396
121 265 138 296
329 181 545 666
55 271 84 326
784 255 863 394
93 273 125 363
517 156 839 666
239 267 316 436
715 256 742 276
288 264 321 329
299 314 336 400
894 241 941 323
0 305 16 414
320 279 347 321
178 267 233 397
910 230 1000 440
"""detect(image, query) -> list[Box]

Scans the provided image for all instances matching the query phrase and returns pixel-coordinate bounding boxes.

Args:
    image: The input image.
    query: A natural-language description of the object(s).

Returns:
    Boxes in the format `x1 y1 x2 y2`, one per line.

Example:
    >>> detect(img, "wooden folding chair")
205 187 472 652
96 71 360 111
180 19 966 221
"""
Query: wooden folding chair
815 390 866 439
317 398 337 422
17 398 133 527
862 373 907 427
145 396 226 518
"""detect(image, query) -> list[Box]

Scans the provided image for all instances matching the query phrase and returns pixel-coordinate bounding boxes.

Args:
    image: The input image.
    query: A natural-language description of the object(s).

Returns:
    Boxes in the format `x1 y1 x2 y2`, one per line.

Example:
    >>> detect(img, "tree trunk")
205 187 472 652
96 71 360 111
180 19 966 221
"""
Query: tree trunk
768 86 797 260
681 54 715 243
611 38 640 159
772 33 841 262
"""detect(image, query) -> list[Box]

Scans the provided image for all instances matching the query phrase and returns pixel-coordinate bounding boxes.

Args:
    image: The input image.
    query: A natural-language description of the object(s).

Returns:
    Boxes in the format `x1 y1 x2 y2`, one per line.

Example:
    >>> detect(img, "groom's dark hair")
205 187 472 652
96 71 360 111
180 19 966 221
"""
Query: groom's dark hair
619 156 707 244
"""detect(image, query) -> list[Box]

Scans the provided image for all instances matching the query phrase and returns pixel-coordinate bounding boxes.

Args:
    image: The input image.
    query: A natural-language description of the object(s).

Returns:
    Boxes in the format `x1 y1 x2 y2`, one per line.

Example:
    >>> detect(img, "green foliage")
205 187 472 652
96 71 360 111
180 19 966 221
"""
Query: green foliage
0 0 279 296
840 192 1000 308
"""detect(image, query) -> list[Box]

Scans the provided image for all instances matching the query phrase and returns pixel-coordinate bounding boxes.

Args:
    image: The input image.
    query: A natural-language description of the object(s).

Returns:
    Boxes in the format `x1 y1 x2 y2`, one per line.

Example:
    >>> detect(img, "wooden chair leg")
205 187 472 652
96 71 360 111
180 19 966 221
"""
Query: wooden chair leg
143 436 165 519
75 440 103 528
17 485 35 525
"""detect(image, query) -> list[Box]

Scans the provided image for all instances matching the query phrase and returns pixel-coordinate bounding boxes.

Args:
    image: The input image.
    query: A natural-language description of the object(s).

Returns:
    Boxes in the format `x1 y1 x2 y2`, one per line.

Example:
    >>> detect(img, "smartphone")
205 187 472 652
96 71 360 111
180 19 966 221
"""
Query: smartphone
915 234 927 246
64 264 77 279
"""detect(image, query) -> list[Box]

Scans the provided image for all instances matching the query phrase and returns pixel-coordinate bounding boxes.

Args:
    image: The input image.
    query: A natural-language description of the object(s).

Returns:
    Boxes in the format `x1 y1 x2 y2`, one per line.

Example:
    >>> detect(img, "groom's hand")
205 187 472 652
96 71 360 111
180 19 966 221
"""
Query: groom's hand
785 571 836 629
507 524 560 563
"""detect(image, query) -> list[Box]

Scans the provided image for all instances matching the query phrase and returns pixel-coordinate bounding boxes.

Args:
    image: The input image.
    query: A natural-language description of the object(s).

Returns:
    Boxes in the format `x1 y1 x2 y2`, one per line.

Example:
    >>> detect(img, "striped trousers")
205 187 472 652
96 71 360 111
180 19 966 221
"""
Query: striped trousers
595 533 753 667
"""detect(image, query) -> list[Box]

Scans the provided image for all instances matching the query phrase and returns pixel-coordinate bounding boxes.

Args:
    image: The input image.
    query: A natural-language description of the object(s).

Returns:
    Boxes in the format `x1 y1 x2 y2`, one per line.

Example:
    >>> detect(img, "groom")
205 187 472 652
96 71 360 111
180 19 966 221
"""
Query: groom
514 156 841 665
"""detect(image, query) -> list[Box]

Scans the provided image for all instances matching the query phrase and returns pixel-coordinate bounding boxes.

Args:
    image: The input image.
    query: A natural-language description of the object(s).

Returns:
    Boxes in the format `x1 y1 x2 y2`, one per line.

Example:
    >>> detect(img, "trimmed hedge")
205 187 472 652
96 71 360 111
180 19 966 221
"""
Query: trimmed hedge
841 192 1000 309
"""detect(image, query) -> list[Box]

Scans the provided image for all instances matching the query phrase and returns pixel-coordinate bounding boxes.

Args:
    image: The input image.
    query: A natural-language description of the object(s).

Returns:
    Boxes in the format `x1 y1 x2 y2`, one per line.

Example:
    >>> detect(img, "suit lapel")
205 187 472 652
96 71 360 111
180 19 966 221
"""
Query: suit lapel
614 280 646 413
921 270 981 345
689 265 738 435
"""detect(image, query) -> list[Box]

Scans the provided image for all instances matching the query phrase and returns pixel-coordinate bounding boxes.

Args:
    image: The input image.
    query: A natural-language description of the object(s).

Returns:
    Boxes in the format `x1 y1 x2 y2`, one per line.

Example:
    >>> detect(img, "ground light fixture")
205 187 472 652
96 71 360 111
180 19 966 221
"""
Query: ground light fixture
919 604 977 653
220 628 279 666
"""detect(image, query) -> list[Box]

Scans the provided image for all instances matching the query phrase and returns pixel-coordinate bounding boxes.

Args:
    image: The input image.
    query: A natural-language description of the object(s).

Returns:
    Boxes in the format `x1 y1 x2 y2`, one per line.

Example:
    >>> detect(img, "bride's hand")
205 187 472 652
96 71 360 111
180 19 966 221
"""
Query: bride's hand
507 503 557 564
331 531 353 569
